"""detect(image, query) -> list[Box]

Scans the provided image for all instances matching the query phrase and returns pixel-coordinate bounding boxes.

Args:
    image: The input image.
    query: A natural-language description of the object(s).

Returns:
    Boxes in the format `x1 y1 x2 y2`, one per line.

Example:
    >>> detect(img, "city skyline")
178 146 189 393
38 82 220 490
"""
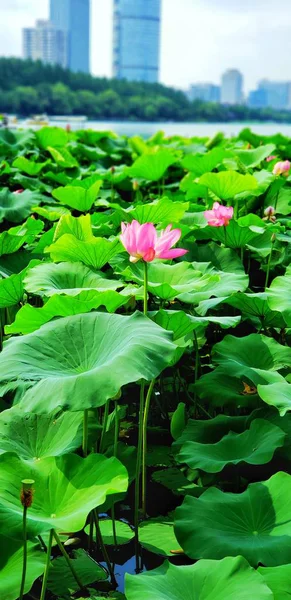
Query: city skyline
1 0 291 92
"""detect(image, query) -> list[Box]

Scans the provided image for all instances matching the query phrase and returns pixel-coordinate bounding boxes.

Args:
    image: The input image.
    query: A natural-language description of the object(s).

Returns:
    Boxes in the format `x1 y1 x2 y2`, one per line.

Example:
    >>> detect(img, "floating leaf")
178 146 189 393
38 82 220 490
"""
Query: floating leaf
84 519 134 545
48 549 107 595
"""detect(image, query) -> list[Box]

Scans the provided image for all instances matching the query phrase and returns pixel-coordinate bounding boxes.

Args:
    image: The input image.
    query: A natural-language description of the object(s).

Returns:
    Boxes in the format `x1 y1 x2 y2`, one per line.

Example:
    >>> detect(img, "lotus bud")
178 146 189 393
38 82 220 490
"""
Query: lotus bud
13 189 24 194
132 179 139 191
110 166 115 174
266 155 277 162
273 160 291 177
20 479 35 508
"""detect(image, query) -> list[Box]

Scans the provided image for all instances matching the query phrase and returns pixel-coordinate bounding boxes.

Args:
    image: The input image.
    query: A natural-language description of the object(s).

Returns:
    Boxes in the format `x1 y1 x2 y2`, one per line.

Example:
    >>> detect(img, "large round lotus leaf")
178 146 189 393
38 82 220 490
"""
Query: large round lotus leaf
259 564 291 599
0 535 45 600
0 311 176 413
174 414 248 448
212 333 291 382
194 216 264 249
125 556 273 600
0 452 128 538
24 261 121 296
84 519 134 545
139 517 182 556
266 266 291 323
176 419 285 473
258 382 291 416
0 407 83 460
175 471 291 566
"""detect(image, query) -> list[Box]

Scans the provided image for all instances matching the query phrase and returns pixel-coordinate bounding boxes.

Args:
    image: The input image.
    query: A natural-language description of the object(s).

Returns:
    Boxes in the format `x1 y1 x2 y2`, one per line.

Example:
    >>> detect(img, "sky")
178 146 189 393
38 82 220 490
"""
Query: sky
0 0 291 93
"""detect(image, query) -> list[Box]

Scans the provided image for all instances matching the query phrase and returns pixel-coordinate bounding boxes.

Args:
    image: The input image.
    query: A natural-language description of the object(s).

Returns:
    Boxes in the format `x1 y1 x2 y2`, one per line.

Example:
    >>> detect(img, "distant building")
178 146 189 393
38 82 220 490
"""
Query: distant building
23 20 67 68
113 0 161 83
221 69 243 105
248 80 291 110
188 83 221 103
50 0 90 73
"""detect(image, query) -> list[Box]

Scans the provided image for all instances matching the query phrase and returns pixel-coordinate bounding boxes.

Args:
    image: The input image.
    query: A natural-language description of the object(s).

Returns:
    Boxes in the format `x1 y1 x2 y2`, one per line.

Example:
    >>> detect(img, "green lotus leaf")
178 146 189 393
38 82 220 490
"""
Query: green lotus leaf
171 403 186 440
36 126 68 149
181 147 230 175
0 452 128 538
33 205 70 221
176 418 285 473
129 196 188 225
52 180 102 212
0 407 83 460
47 145 78 169
174 413 248 448
258 382 291 416
259 564 291 599
47 549 107 595
6 290 129 334
0 188 44 223
54 213 93 241
223 292 286 328
122 261 215 301
0 128 35 156
199 171 258 199
125 557 273 600
0 535 45 600
139 517 182 556
152 467 203 497
266 266 291 323
0 311 176 413
127 149 177 181
194 216 265 248
151 309 240 341
46 234 121 269
24 261 121 297
84 519 134 545
12 156 50 175
175 471 291 566
0 259 39 308
212 333 291 383
235 143 276 168
0 218 44 257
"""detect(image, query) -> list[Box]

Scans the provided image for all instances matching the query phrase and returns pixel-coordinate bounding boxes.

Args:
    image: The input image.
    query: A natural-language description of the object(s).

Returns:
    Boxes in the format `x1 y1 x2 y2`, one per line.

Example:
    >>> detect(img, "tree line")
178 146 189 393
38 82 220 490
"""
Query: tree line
1 57 291 123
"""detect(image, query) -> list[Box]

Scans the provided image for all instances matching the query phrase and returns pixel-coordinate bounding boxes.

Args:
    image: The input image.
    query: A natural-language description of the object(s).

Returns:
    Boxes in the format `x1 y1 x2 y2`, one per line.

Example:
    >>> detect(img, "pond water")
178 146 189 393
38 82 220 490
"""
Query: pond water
18 118 291 138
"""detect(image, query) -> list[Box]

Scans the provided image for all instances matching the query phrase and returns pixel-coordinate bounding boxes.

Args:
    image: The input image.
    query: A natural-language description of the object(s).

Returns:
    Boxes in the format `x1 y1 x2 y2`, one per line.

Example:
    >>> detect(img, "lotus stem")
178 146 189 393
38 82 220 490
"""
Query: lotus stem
134 381 145 571
265 234 275 290
141 379 155 517
234 197 239 220
93 510 116 585
39 529 53 600
82 409 89 457
111 400 119 547
99 400 109 454
19 479 35 600
52 530 85 593
88 512 94 553
19 505 28 600
143 261 148 315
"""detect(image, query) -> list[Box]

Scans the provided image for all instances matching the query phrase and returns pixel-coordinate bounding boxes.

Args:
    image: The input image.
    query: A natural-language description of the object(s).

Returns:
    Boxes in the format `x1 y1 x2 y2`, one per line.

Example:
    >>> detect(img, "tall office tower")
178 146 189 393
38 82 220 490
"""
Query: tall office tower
50 0 90 73
23 20 67 68
254 80 291 110
221 69 244 105
113 0 161 83
188 83 221 103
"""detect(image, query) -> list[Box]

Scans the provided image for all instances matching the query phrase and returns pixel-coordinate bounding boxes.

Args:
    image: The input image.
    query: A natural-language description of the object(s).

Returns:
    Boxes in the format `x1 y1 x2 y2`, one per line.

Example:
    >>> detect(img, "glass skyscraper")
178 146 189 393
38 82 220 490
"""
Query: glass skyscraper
113 0 161 83
50 0 90 73
23 20 67 69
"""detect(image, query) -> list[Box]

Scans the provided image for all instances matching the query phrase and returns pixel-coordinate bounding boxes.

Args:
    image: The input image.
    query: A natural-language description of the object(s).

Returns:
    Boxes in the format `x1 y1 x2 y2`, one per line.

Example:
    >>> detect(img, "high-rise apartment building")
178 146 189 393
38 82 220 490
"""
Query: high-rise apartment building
50 0 90 73
221 69 243 105
23 20 67 68
113 0 161 83
188 83 221 103
251 80 291 110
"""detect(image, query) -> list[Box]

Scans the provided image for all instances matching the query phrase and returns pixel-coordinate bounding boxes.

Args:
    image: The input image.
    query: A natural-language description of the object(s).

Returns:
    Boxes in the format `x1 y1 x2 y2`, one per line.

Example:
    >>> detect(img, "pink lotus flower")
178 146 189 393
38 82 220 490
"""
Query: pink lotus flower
266 155 277 162
13 189 24 194
204 202 234 227
120 220 188 263
273 160 291 176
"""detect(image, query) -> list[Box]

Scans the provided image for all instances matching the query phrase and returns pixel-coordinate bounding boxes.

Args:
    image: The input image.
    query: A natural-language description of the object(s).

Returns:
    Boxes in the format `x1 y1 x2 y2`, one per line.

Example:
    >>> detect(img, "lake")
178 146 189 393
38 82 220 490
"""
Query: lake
48 119 291 138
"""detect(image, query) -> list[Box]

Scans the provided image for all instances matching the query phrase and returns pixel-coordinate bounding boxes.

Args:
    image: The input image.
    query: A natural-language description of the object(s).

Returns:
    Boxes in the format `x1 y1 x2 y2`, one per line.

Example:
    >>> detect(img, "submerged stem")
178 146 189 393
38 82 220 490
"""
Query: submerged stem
93 510 116 584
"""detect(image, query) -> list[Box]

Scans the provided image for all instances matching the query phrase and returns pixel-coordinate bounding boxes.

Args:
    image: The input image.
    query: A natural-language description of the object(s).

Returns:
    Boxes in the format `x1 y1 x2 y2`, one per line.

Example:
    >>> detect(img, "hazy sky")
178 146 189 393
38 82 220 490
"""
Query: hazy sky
0 0 291 92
